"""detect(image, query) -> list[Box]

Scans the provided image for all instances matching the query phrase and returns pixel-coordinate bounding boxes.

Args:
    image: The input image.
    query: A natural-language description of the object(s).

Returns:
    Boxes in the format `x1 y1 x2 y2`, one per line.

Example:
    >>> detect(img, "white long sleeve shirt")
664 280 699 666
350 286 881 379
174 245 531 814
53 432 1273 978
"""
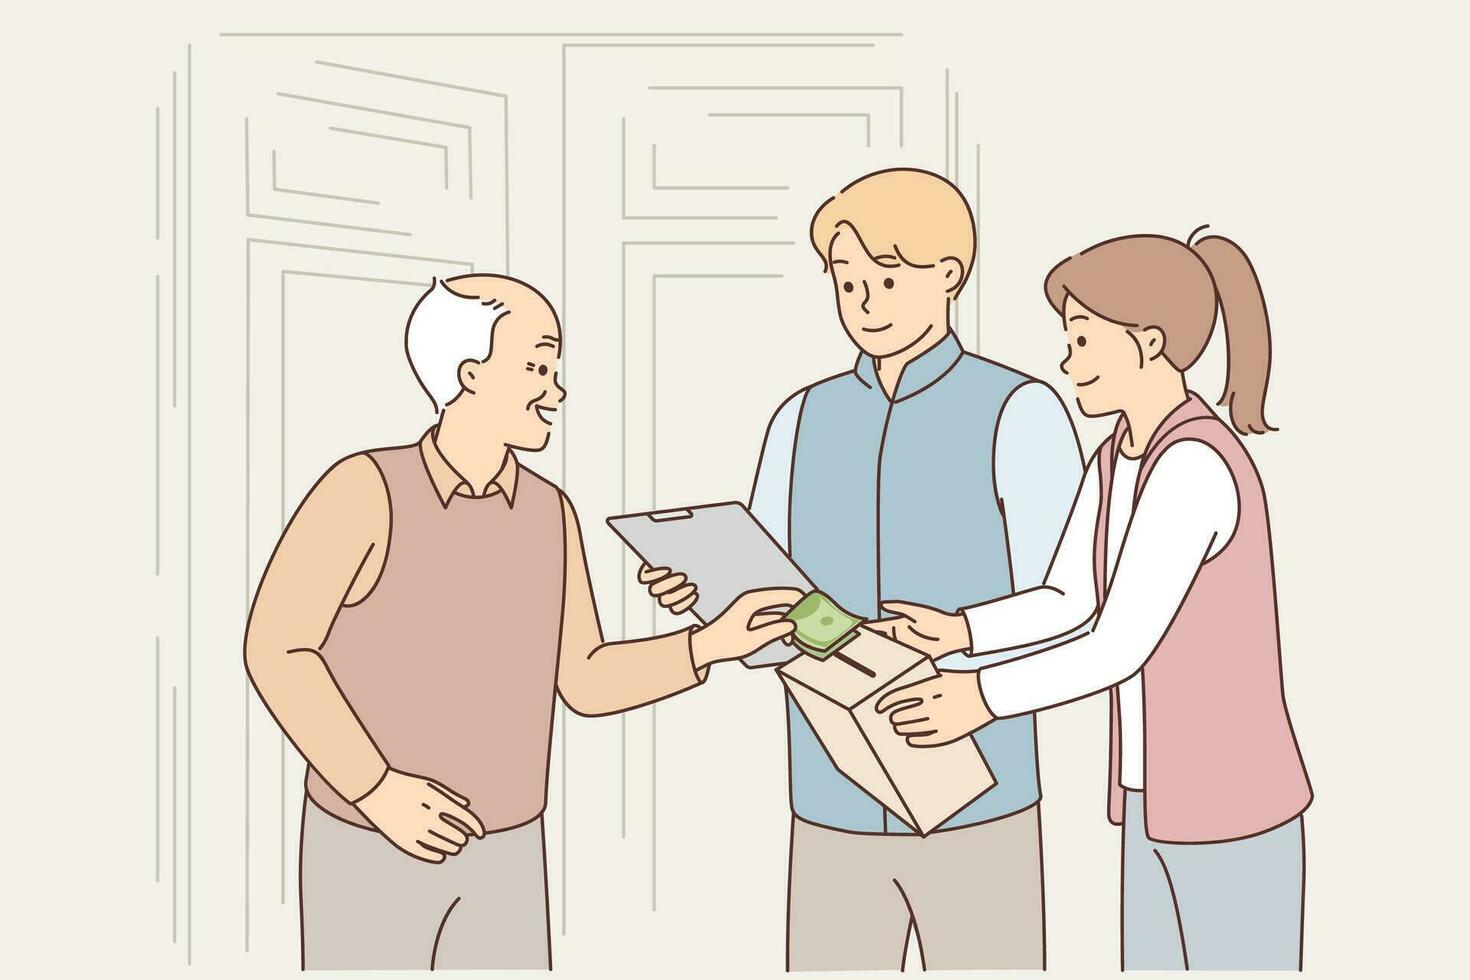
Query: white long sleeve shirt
970 439 1239 788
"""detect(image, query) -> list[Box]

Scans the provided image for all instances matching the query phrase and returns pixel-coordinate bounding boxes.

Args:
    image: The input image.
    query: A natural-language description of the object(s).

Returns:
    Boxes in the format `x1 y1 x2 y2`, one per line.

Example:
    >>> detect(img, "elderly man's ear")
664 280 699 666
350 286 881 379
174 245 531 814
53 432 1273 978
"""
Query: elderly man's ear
457 359 483 396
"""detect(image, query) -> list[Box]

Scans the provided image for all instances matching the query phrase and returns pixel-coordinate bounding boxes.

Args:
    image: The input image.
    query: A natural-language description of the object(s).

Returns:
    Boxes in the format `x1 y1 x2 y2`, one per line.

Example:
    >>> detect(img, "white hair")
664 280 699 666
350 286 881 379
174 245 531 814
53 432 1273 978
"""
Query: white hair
404 277 511 411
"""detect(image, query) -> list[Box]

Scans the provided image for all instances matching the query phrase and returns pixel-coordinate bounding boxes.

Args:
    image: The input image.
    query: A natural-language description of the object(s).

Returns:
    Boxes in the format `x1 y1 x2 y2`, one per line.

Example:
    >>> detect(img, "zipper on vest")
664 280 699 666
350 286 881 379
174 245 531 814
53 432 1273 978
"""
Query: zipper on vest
873 397 898 621
874 395 898 835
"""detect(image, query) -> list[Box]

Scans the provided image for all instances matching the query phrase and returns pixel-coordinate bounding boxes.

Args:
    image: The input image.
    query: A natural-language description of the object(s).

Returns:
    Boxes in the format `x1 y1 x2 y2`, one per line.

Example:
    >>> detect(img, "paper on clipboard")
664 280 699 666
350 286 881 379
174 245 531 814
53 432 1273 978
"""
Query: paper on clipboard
606 502 814 668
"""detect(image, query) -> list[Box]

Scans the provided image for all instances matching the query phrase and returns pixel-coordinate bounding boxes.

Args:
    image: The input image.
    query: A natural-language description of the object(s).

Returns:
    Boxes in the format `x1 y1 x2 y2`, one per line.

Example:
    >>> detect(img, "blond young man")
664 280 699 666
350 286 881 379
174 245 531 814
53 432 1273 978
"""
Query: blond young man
646 169 1081 969
245 274 799 970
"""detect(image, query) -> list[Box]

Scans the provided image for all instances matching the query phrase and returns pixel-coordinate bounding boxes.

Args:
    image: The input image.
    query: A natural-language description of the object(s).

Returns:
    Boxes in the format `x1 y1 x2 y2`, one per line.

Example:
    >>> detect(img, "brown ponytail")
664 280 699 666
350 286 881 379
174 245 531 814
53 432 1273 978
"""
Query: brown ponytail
1043 229 1277 436
1190 232 1276 434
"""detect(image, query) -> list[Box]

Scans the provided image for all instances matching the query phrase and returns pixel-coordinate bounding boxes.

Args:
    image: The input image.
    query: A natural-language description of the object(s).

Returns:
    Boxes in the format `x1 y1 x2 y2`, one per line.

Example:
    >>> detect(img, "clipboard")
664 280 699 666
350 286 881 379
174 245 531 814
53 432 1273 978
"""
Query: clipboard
607 502 814 668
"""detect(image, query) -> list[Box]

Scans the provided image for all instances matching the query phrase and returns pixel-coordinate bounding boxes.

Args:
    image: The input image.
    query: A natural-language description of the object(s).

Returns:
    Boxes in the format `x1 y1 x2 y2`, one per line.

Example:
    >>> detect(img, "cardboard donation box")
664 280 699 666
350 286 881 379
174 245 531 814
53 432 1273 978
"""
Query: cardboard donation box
778 628 996 835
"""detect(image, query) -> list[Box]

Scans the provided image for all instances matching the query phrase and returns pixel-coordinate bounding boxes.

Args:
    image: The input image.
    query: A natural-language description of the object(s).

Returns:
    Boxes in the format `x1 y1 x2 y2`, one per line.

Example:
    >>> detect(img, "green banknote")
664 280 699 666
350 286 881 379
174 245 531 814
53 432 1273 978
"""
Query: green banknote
784 591 864 659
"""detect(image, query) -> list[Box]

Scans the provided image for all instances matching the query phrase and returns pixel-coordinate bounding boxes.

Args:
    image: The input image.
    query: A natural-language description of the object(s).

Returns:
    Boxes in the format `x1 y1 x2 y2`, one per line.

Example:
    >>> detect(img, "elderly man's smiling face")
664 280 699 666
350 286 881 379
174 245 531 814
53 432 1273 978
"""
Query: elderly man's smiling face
443 277 566 453
827 225 959 359
476 303 564 452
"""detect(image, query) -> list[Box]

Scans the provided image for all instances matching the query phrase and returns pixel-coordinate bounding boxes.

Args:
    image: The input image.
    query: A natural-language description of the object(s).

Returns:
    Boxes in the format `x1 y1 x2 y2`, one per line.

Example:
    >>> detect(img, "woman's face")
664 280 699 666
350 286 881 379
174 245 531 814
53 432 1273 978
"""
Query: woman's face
1059 294 1152 418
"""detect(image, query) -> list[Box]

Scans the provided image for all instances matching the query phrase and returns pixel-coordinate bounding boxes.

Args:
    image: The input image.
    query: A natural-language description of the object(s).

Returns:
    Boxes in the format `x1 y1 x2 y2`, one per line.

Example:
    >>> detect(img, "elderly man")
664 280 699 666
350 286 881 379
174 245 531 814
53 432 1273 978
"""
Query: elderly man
245 273 798 970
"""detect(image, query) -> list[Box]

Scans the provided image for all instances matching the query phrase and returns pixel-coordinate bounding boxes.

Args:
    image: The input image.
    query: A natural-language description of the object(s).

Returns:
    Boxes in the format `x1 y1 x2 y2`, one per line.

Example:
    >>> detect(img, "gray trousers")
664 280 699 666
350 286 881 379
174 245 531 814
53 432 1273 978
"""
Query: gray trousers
300 799 550 970
1122 790 1304 970
787 805 1046 971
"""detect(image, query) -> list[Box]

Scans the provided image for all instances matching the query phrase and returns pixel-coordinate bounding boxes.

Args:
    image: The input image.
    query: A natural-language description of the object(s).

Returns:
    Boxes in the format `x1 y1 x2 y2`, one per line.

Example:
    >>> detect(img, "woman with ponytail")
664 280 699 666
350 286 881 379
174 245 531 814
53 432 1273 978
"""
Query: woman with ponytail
872 229 1312 970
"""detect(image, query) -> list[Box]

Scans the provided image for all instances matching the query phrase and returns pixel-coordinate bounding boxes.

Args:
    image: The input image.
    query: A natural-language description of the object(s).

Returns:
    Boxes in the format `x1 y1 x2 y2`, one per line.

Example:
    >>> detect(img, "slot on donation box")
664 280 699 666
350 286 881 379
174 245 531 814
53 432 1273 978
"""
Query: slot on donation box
779 629 996 835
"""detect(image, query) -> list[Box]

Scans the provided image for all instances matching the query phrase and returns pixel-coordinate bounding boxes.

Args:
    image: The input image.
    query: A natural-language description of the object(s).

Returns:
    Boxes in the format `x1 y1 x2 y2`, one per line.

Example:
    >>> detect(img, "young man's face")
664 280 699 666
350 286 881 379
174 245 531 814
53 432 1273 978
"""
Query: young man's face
466 302 565 451
828 225 955 359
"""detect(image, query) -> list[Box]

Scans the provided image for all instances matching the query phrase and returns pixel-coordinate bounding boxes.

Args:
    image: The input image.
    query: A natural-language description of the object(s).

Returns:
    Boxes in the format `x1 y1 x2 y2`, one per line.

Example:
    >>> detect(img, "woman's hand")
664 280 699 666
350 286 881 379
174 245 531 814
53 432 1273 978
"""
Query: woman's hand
689 588 803 668
874 670 995 747
870 601 972 659
638 562 699 614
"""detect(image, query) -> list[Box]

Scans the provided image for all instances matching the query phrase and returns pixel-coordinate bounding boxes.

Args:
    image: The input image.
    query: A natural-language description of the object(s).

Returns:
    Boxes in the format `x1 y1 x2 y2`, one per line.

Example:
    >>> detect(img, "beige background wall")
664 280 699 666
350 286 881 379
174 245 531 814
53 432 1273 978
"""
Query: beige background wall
3 2 1466 977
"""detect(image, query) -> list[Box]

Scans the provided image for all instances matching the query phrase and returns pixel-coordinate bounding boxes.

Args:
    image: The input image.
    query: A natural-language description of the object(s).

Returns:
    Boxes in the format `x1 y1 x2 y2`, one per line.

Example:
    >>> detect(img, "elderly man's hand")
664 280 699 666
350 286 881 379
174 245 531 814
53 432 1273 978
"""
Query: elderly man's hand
690 588 803 668
355 769 487 863
874 670 995 747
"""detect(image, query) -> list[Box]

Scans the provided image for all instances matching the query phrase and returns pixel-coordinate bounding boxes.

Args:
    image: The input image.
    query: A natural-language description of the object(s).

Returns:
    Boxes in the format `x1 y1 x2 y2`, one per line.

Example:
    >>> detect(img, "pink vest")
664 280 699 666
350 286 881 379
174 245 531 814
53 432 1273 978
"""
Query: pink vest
1097 394 1311 843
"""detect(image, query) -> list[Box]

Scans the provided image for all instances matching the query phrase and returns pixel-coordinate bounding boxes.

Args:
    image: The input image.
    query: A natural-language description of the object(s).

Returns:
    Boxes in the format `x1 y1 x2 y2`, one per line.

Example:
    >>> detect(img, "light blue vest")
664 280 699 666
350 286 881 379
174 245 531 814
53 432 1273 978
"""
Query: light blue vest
787 331 1038 833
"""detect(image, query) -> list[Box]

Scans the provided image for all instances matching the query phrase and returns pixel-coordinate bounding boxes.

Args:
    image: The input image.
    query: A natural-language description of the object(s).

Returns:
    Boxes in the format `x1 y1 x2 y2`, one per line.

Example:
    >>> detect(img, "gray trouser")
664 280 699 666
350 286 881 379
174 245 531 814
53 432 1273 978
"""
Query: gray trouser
1122 790 1304 970
300 799 550 970
787 805 1046 971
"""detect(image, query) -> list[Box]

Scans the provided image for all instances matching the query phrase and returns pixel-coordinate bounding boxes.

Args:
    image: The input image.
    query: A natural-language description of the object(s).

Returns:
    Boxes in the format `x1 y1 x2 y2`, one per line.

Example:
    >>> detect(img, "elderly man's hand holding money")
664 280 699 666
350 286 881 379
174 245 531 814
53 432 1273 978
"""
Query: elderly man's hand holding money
641 565 870 660
640 565 976 665
688 587 806 669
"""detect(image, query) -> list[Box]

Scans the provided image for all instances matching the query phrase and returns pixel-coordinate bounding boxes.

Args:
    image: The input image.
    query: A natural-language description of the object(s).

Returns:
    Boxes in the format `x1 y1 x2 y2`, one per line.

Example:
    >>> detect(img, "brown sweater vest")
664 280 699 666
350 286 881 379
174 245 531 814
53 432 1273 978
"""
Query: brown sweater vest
305 444 566 832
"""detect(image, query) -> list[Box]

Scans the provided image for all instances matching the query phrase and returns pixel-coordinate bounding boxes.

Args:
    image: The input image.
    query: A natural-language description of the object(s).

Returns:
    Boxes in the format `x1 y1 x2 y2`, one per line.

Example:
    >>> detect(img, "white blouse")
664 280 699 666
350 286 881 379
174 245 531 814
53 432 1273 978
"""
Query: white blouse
967 440 1240 788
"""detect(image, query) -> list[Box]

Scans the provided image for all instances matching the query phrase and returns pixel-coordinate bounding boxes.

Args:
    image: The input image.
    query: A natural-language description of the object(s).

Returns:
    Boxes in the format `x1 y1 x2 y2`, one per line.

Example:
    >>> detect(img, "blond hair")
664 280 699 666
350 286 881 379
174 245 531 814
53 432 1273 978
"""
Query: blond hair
808 168 976 294
1043 229 1275 435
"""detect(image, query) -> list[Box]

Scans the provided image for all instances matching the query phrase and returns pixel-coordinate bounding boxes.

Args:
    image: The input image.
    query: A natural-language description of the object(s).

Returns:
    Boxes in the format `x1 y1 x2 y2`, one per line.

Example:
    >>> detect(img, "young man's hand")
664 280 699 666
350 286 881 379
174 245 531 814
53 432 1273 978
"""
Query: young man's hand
354 770 487 863
870 601 971 659
638 563 699 614
874 670 995 747
690 587 803 669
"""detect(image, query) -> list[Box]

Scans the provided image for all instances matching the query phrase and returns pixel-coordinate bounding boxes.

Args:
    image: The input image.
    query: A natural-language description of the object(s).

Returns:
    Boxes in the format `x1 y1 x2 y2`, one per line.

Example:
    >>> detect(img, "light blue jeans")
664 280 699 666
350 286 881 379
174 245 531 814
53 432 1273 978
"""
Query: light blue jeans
1122 790 1304 970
